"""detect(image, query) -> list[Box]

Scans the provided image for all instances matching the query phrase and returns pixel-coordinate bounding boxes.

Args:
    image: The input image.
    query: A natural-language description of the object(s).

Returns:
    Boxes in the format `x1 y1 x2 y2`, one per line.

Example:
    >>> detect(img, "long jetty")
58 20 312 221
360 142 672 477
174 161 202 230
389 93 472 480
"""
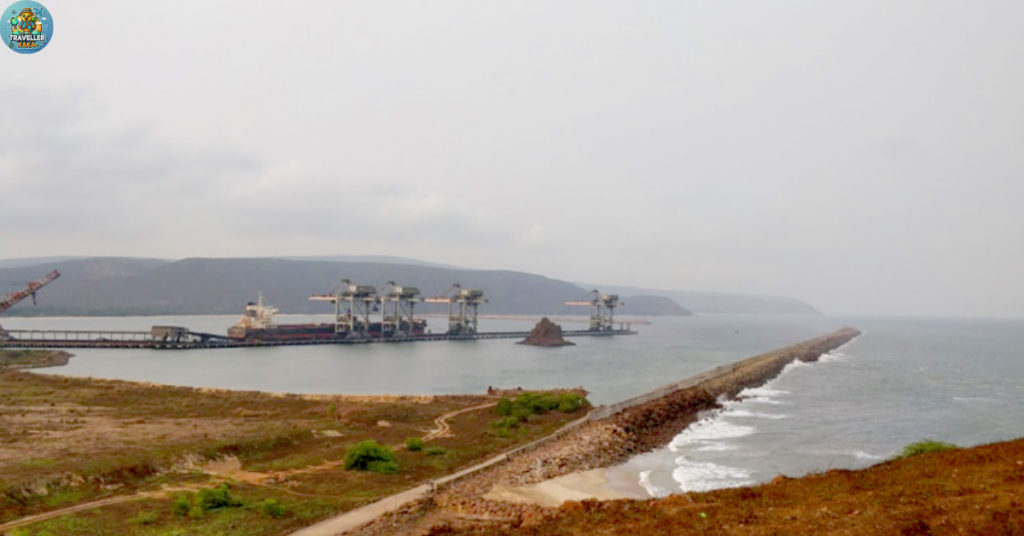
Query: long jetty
0 327 636 350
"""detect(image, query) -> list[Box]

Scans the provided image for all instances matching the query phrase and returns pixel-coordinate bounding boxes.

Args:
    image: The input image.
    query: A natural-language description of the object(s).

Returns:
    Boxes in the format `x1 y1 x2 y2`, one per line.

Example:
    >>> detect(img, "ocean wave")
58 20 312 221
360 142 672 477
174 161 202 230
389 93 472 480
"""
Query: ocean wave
638 470 671 498
819 352 846 363
672 459 754 493
724 409 788 420
953 396 997 403
736 385 789 404
852 450 882 460
668 419 756 452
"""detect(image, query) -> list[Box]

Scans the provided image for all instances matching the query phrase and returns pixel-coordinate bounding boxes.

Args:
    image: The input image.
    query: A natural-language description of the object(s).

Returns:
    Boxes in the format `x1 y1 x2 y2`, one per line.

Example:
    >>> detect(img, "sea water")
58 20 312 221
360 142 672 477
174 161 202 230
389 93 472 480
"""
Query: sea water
620 316 1024 496
8 314 1024 494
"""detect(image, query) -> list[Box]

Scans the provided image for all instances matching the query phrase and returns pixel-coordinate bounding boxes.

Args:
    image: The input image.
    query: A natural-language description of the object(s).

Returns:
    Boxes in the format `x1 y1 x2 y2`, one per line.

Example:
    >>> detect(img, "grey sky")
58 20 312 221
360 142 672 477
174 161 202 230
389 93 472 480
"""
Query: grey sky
1 1 1022 317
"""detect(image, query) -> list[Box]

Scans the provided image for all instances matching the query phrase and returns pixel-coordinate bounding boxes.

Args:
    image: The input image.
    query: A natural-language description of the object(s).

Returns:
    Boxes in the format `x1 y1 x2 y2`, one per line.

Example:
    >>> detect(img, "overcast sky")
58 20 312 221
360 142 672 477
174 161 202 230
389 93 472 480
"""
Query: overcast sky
1 1 1022 317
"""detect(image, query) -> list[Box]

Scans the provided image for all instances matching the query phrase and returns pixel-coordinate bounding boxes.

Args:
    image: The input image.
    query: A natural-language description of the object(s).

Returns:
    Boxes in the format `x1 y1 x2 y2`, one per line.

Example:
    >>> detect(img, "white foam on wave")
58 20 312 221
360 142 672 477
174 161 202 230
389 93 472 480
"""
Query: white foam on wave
853 450 882 461
668 418 756 452
819 352 846 363
953 396 997 403
724 409 788 420
672 458 754 492
737 385 789 405
638 470 671 498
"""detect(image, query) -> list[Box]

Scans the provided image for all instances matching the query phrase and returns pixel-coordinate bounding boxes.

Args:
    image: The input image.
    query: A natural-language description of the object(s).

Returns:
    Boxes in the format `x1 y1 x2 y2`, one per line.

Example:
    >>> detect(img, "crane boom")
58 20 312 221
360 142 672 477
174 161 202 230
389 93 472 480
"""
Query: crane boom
0 270 60 315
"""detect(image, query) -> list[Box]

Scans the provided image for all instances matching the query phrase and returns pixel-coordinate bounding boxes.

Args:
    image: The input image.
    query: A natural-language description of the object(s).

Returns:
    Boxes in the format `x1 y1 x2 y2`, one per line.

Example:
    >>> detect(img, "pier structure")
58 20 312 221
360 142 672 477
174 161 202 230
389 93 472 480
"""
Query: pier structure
565 290 623 331
424 284 487 335
0 325 635 350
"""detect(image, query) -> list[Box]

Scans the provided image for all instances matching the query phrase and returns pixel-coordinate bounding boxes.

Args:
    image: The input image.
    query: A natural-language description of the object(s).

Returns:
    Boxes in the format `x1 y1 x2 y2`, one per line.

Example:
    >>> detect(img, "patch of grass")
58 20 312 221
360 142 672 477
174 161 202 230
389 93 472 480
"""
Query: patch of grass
23 458 55 468
129 511 158 525
42 488 81 508
258 498 286 518
425 446 447 456
894 440 958 459
406 437 423 451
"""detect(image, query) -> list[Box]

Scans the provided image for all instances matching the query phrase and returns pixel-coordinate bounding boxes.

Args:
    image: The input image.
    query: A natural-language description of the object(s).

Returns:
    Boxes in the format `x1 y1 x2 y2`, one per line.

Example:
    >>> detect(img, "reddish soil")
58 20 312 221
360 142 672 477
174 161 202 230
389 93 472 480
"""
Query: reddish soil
427 438 1024 535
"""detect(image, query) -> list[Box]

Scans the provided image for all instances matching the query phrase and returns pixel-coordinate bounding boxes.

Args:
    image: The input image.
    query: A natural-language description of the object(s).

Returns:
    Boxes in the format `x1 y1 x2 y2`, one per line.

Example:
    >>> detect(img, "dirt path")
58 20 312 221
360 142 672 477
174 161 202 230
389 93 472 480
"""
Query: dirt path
0 403 497 533
422 402 497 443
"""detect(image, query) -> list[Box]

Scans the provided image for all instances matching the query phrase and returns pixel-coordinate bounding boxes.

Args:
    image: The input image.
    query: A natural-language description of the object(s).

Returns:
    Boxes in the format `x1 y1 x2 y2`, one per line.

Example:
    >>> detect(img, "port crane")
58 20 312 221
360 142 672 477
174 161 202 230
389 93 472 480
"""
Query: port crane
565 290 623 331
424 284 487 335
310 279 379 337
0 270 60 315
378 281 421 337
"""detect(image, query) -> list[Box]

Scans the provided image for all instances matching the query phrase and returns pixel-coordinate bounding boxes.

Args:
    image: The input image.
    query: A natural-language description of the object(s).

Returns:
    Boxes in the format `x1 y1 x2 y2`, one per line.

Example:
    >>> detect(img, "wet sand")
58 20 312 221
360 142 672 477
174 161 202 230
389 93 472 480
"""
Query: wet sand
483 466 649 507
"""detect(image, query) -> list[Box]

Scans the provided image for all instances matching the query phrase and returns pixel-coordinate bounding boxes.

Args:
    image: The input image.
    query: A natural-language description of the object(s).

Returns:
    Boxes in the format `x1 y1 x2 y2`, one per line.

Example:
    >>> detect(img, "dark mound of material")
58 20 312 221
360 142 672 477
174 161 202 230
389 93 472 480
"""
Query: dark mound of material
518 318 575 347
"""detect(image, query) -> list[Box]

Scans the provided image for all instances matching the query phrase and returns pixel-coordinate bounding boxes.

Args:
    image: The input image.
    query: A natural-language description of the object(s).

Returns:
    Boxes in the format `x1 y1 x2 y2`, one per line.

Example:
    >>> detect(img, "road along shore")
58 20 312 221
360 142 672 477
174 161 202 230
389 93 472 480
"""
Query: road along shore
345 327 861 535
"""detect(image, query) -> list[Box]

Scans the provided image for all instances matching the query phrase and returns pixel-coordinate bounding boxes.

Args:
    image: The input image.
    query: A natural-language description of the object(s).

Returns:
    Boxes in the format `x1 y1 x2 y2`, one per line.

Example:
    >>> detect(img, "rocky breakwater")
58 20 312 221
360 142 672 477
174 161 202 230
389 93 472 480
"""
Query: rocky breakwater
349 328 861 535
518 318 575 347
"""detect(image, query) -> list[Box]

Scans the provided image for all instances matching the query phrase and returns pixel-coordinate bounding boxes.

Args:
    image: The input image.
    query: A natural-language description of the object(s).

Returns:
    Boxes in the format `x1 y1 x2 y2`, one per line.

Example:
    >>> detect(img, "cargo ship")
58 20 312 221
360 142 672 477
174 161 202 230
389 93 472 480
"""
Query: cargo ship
227 293 427 341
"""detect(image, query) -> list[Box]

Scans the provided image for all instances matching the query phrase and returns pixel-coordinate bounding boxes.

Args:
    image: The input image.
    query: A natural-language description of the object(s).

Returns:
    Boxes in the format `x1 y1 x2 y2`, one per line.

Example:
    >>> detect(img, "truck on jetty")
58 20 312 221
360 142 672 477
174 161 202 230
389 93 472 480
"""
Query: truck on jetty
227 294 427 342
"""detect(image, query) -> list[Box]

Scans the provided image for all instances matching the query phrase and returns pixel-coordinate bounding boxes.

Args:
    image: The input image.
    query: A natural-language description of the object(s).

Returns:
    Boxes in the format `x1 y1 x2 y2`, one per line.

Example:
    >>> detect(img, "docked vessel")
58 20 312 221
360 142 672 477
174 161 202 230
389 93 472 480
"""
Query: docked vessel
227 293 427 341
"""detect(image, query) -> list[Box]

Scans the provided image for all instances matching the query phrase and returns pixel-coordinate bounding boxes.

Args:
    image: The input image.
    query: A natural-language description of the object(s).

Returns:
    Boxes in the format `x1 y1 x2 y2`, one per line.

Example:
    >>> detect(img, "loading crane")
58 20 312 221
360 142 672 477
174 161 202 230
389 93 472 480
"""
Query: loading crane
378 281 422 337
424 284 487 335
565 289 623 331
0 270 60 315
309 279 378 338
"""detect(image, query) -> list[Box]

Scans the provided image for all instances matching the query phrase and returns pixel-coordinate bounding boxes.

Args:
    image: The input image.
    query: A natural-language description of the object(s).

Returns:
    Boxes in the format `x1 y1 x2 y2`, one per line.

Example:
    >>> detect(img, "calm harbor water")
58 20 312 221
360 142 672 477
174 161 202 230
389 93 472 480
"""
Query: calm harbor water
7 313 1023 495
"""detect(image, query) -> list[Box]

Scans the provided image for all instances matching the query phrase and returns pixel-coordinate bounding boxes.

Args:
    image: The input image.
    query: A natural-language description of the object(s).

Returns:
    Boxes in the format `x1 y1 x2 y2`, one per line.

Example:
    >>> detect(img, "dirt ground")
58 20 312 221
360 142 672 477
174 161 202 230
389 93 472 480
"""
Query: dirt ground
0 370 586 535
424 437 1024 535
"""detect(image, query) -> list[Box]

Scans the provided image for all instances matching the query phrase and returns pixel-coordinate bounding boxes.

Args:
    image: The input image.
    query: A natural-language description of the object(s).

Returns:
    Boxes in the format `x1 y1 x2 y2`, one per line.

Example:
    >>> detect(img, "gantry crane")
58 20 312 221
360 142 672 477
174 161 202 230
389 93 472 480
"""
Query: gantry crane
309 279 379 337
424 284 487 335
0 270 60 315
378 281 421 337
565 289 623 331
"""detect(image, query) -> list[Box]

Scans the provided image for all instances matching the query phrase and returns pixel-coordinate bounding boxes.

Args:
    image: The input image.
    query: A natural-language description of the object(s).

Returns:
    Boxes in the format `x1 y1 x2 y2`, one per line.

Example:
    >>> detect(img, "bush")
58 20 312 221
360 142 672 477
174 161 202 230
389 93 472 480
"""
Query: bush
495 396 513 416
894 440 958 459
259 498 286 518
345 440 397 471
406 437 423 451
172 496 192 516
493 416 520 429
426 446 447 456
197 483 241 510
367 460 399 474
188 506 205 519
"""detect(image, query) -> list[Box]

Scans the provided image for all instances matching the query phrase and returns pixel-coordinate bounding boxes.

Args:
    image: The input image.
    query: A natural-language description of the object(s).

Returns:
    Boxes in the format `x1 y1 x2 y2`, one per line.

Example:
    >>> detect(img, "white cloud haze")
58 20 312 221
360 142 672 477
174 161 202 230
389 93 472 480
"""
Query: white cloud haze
1 1 1022 317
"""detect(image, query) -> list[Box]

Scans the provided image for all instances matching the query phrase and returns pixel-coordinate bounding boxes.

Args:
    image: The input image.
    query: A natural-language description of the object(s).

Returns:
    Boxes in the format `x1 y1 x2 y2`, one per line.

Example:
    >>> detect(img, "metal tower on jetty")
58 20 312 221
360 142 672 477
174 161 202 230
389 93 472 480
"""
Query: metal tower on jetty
378 281 421 337
565 290 623 331
424 284 487 335
310 279 379 337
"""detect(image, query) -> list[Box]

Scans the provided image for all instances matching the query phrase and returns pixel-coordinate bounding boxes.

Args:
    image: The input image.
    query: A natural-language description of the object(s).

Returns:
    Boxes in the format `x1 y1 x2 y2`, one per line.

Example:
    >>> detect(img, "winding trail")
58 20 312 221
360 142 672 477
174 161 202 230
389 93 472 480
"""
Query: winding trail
421 402 497 443
0 402 497 533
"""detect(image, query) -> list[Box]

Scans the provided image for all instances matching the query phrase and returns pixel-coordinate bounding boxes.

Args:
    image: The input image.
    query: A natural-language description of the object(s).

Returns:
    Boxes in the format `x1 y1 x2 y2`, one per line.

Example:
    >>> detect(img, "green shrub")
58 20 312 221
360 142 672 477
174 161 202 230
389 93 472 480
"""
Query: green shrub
406 437 423 451
495 396 513 416
345 440 397 471
172 496 192 516
557 393 587 413
188 506 205 519
327 402 338 420
493 416 520 429
366 460 399 474
197 483 241 510
259 498 286 518
894 440 958 459
426 446 447 456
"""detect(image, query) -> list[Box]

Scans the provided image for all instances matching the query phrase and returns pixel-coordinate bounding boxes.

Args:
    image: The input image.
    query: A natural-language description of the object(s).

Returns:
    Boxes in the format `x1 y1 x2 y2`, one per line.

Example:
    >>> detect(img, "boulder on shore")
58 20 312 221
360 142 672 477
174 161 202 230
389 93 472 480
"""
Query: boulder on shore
518 317 576 347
